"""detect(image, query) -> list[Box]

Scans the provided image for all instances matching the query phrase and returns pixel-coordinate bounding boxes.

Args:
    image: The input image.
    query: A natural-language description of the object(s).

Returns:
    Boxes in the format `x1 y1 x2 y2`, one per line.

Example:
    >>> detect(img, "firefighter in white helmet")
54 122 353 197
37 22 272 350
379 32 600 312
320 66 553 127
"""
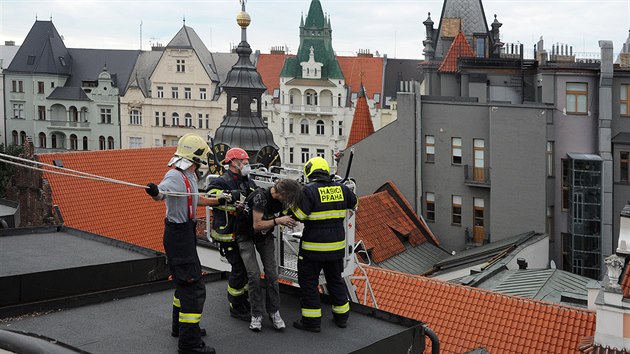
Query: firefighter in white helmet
146 133 215 354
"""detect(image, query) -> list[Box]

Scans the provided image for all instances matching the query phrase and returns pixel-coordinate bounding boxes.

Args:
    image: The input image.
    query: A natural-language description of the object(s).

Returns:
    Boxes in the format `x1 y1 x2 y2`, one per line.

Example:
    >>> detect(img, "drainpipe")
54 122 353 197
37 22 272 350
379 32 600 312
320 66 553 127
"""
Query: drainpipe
599 40 614 266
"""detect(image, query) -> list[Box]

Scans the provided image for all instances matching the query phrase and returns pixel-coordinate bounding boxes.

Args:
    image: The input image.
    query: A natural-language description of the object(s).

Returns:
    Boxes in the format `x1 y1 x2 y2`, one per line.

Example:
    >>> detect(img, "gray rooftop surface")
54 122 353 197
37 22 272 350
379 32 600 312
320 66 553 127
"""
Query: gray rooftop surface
377 242 450 275
0 231 149 277
1 280 408 354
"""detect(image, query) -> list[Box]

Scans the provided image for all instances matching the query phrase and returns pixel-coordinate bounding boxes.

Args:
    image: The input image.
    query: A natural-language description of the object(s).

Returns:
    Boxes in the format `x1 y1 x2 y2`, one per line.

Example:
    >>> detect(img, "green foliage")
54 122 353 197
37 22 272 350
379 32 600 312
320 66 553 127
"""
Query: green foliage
0 143 24 198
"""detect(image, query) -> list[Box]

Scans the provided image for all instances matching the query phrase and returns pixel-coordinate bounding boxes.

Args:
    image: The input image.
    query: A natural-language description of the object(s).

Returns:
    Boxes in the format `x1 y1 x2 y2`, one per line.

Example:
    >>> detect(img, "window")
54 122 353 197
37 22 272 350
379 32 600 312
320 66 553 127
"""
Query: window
18 81 23 92
184 113 192 127
621 84 629 116
38 133 46 148
301 148 310 163
99 136 106 150
337 93 342 107
338 121 343 136
184 87 191 99
12 80 23 92
155 112 160 126
82 136 88 150
172 87 179 99
11 80 16 92
130 110 142 125
205 114 209 129
452 195 462 225
301 119 309 134
162 112 167 126
13 103 24 119
200 88 207 100
38 81 44 94
622 152 629 182
156 86 164 98
100 108 112 124
289 119 294 134
12 131 18 145
172 113 180 126
562 159 570 211
547 142 554 177
129 137 143 148
263 117 268 126
38 106 46 120
425 135 435 163
51 134 57 148
566 82 588 114
176 59 185 72
474 198 484 228
107 136 115 150
426 192 435 221
51 82 55 88
452 137 462 165
316 149 325 158
70 134 78 150
198 113 203 128
475 37 485 58
20 131 26 145
289 147 294 163
316 120 325 135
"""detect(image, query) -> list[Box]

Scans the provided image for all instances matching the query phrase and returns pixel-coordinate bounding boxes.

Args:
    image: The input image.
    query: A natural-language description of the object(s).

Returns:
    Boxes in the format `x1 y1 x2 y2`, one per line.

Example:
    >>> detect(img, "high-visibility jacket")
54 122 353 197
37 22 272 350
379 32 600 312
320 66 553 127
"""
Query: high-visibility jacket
207 170 257 243
293 180 358 261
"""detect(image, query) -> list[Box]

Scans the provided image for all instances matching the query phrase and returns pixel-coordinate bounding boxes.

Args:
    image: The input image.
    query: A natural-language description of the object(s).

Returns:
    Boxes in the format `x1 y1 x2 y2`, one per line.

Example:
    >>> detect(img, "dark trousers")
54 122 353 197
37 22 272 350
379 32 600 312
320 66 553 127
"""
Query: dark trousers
297 257 349 326
222 242 250 313
164 220 206 350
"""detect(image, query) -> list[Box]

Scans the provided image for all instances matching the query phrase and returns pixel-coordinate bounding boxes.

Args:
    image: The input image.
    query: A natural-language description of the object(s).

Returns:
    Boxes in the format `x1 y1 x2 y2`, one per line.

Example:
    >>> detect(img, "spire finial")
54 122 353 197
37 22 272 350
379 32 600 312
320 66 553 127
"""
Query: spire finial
183 15 186 25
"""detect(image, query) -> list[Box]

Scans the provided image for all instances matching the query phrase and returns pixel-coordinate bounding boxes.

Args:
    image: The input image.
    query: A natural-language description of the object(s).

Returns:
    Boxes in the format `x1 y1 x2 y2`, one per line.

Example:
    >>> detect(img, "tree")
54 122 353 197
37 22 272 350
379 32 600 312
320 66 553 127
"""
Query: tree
0 143 24 198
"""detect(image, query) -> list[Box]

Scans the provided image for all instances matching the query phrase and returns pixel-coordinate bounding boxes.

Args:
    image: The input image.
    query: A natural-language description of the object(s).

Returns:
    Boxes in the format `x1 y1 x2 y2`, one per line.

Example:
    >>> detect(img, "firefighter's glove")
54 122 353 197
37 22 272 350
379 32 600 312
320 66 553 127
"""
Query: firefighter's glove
146 183 159 197
229 190 241 203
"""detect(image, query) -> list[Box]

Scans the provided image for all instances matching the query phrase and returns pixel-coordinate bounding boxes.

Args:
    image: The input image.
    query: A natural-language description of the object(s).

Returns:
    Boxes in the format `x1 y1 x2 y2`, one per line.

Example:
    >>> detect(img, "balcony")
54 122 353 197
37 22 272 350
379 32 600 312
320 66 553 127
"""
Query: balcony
288 105 334 115
48 120 91 129
464 165 490 187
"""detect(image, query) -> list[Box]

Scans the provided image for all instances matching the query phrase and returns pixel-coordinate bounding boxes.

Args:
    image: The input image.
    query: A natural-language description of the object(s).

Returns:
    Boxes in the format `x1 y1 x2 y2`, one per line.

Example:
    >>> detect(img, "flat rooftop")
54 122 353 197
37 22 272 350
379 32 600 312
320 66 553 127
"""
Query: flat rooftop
0 230 151 277
1 280 409 354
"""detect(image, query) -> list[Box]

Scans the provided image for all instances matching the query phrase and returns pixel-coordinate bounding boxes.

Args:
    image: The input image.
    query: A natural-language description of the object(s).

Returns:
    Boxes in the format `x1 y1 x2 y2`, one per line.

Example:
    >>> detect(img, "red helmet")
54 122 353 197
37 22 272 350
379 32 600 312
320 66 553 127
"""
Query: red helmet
222 147 249 164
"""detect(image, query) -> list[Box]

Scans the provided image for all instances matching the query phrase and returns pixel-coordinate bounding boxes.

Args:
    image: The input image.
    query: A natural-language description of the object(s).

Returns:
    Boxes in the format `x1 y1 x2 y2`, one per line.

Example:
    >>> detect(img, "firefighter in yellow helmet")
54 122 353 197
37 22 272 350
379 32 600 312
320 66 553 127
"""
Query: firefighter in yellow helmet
145 134 215 354
292 157 358 332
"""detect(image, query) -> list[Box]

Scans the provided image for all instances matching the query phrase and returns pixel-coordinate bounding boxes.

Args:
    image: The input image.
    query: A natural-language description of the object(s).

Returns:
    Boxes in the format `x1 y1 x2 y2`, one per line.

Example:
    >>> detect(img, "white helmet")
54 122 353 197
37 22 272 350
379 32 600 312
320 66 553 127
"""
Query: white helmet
168 134 210 170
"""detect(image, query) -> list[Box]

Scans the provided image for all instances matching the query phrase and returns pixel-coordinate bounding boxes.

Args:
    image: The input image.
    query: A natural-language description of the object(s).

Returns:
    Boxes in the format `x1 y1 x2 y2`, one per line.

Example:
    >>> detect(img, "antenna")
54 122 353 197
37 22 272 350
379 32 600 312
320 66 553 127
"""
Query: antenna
140 20 143 50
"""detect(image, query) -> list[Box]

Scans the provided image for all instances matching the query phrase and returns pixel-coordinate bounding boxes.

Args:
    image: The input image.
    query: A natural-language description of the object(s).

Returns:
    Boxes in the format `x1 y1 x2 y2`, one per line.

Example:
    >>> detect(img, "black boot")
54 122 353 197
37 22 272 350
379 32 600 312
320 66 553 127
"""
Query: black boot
178 342 215 354
292 320 320 333
172 328 207 338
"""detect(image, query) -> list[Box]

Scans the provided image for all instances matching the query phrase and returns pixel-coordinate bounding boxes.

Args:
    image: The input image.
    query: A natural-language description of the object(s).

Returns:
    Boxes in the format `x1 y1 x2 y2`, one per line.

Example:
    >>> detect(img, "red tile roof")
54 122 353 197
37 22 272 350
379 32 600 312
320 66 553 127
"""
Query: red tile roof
257 53 294 95
346 86 375 148
37 147 202 253
355 181 438 263
579 337 629 353
337 56 384 101
354 266 596 354
621 259 630 298
438 32 476 73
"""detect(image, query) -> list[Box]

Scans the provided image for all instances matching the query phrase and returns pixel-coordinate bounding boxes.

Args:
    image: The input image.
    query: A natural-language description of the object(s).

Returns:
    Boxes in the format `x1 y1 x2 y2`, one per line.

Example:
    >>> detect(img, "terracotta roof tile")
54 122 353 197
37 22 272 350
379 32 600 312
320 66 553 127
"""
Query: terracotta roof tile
337 56 384 102
438 32 476 73
38 147 187 252
346 86 375 148
354 266 596 354
257 53 294 95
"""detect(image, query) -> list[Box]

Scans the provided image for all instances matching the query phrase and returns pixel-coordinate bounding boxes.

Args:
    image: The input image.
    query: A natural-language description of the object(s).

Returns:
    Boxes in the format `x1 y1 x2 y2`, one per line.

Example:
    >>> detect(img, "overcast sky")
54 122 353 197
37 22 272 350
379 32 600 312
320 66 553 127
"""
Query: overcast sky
0 0 628 59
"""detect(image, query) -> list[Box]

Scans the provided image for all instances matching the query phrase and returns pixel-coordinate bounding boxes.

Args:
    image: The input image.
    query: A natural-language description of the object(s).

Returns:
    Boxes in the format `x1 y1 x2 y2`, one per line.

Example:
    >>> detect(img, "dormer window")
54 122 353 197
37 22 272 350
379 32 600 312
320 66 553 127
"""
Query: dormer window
300 46 323 79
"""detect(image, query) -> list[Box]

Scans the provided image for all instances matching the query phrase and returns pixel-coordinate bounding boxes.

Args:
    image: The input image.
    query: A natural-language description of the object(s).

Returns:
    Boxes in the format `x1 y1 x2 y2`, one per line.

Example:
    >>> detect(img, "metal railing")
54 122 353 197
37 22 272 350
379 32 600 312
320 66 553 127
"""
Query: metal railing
288 105 334 114
464 165 490 186
49 120 90 128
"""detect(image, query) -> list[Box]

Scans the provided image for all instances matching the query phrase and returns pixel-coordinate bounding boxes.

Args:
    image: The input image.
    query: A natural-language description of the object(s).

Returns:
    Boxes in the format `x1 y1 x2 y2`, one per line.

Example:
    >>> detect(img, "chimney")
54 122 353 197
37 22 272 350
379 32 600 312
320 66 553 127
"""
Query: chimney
270 46 286 55
151 43 164 51
4 41 15 46
357 49 373 58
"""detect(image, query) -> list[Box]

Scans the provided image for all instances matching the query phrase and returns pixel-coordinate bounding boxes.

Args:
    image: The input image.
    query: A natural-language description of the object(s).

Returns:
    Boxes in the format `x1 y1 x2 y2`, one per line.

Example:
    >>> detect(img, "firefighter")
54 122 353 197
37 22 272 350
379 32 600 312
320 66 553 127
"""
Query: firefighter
146 133 215 354
206 147 257 321
292 157 358 333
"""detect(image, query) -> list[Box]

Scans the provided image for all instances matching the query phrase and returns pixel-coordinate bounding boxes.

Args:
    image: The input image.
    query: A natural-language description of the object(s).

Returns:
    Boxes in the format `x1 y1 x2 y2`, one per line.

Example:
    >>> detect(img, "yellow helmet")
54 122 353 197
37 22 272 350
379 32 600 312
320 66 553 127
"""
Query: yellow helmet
168 134 210 169
303 156 330 179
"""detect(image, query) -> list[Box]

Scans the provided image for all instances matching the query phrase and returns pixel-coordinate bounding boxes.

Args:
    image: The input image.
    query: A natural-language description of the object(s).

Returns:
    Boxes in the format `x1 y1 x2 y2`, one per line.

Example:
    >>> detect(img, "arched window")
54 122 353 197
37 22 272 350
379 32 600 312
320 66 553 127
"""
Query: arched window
70 134 78 150
69 106 78 122
231 96 239 113
107 137 115 150
12 131 18 145
172 113 180 126
82 136 88 150
184 113 192 127
20 131 26 145
39 133 46 148
338 93 342 107
52 134 58 149
99 136 106 150
300 119 309 135
316 120 325 135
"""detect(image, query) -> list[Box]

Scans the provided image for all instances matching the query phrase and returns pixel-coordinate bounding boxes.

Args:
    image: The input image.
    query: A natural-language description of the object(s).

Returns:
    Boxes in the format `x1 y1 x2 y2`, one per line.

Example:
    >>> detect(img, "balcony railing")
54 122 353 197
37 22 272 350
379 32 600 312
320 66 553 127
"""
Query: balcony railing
464 165 490 187
288 105 334 115
48 120 90 128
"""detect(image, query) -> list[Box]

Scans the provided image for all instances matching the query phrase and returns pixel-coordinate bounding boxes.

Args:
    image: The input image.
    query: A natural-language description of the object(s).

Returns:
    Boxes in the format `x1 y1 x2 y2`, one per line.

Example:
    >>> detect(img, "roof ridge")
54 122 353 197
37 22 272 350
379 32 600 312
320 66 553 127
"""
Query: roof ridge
362 265 595 314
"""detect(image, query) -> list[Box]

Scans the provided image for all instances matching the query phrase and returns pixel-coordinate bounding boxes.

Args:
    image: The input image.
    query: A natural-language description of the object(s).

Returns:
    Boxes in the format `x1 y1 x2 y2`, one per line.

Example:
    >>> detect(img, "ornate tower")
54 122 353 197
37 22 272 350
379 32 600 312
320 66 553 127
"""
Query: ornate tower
212 0 279 167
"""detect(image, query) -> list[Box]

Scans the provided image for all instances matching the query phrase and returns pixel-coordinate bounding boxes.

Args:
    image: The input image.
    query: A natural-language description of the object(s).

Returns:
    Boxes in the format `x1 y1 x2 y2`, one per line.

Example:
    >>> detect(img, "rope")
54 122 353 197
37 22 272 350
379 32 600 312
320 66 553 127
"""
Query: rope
0 153 210 197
